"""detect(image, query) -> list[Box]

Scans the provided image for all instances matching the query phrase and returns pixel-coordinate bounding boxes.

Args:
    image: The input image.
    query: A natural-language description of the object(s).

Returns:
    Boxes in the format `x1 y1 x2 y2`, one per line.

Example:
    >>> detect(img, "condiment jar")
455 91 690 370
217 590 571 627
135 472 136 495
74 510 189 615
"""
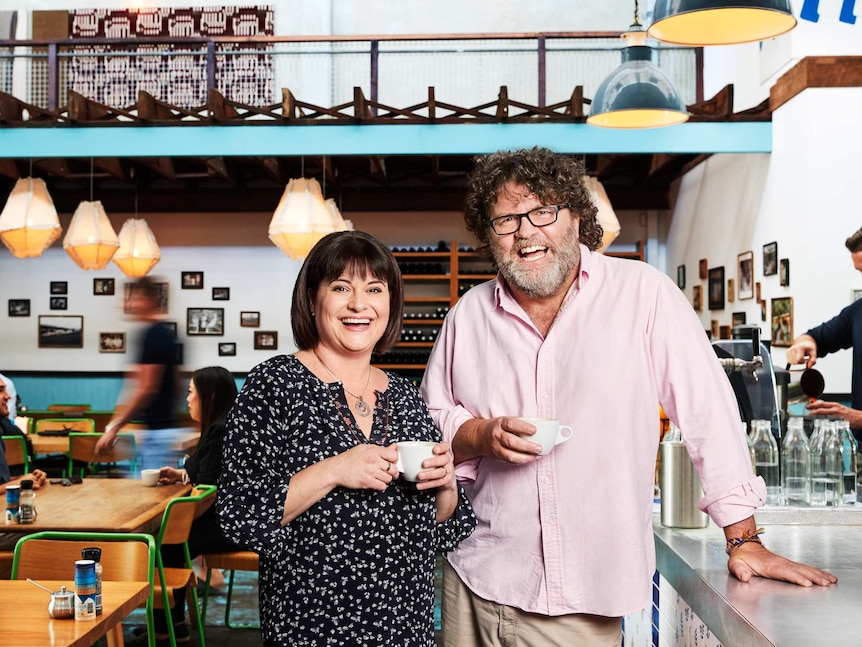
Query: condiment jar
48 585 75 619
17 479 36 524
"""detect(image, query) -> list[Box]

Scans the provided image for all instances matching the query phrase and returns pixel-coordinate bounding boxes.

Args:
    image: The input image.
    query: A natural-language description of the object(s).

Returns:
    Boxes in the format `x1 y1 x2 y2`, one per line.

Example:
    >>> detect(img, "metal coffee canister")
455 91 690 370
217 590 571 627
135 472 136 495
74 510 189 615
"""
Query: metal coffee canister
660 440 709 529
74 559 97 621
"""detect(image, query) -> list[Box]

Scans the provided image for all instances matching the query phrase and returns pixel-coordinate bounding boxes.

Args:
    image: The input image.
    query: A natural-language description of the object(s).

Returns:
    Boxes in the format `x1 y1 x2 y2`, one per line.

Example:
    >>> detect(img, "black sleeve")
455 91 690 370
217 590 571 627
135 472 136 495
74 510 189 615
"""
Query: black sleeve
184 421 225 486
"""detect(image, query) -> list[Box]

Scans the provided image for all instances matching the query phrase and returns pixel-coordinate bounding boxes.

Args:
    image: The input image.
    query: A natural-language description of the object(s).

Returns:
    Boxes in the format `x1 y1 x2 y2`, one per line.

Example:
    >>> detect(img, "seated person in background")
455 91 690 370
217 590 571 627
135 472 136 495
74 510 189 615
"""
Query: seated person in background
128 366 242 647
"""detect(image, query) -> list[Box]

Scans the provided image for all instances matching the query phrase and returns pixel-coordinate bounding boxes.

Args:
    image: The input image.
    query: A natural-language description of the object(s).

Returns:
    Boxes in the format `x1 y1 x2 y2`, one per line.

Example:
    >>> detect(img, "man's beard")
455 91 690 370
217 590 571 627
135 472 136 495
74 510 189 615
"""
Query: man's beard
490 222 581 298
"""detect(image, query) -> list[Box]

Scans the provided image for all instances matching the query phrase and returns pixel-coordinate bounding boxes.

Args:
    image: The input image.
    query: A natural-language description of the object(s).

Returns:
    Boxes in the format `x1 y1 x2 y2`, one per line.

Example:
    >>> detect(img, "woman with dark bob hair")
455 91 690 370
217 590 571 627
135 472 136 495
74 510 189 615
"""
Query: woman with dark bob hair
218 231 476 646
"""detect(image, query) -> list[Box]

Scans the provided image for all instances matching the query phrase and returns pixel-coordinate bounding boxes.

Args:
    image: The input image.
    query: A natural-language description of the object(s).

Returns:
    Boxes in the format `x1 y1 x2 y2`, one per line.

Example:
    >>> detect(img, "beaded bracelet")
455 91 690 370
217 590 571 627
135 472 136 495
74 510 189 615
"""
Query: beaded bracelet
725 527 765 554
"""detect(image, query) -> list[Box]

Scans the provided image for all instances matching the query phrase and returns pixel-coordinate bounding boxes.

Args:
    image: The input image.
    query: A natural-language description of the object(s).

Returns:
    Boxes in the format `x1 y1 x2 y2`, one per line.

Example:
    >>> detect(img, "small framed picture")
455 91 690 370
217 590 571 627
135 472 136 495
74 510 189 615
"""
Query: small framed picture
727 279 735 303
676 265 685 289
254 330 278 350
181 271 204 289
710 319 719 339
771 296 794 347
50 281 68 295
240 311 260 328
212 287 230 301
732 311 747 327
38 315 83 348
719 325 731 340
50 296 68 310
755 282 762 302
218 342 237 357
737 251 754 300
763 242 778 276
8 299 30 317
98 331 126 353
93 278 115 295
187 307 224 336
760 300 767 322
708 266 725 311
779 258 790 287
698 259 708 280
692 285 703 312
124 282 169 314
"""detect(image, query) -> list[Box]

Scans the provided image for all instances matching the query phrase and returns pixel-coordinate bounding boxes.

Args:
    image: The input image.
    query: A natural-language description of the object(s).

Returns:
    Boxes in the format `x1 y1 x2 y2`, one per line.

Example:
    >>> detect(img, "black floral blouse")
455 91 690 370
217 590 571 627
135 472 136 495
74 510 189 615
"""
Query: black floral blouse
217 354 476 647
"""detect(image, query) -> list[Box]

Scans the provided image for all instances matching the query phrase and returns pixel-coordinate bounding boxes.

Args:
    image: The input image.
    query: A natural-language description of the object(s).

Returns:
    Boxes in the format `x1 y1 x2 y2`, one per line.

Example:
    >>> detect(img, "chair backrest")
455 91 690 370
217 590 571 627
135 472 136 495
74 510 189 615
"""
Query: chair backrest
69 432 137 463
158 485 217 548
1 435 29 473
48 403 91 413
36 417 96 434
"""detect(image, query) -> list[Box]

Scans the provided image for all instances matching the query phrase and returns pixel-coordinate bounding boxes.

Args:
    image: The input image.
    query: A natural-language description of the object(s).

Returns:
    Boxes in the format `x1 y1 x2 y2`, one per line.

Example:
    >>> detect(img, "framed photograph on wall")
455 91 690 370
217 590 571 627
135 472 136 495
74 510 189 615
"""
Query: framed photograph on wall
187 307 224 336
698 258 708 280
692 285 703 311
124 282 169 314
710 319 719 339
755 282 762 302
218 342 237 356
771 296 794 347
708 267 725 310
240 311 260 327
98 332 126 353
676 265 685 289
8 299 30 317
212 287 230 301
181 271 204 289
719 325 731 339
254 330 278 350
737 251 754 300
727 279 735 303
50 281 68 295
93 278 115 295
732 312 747 327
760 300 767 322
50 296 68 310
779 258 790 287
38 315 83 348
763 242 778 276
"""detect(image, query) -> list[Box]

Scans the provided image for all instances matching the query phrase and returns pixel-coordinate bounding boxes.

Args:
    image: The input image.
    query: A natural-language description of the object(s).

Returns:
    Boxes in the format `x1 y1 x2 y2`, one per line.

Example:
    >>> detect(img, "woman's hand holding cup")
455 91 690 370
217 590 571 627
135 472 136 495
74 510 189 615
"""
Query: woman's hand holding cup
408 441 456 491
334 444 399 492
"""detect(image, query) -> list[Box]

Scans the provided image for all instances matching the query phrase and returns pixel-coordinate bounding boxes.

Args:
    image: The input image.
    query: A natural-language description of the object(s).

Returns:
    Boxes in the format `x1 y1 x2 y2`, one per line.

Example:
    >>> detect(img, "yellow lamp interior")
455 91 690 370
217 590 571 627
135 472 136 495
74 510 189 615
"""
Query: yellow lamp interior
587 108 689 129
648 8 797 46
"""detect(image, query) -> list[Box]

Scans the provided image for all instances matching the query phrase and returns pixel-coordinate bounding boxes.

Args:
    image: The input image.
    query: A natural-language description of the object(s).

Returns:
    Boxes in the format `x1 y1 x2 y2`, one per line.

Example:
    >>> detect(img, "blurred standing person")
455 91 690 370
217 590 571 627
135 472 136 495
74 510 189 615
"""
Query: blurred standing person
129 366 241 646
96 277 181 470
786 227 862 433
422 148 836 647
218 231 475 646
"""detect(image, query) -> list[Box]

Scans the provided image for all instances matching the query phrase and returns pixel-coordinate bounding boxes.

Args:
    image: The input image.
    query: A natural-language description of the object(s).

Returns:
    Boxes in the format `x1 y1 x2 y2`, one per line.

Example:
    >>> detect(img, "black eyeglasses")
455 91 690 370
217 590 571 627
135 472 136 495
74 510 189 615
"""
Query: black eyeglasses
488 205 568 236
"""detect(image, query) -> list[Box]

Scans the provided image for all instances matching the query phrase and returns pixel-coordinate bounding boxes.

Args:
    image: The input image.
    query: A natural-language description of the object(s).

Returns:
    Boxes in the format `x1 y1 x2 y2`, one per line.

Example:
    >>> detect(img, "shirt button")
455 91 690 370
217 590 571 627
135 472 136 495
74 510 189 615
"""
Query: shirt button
542 393 549 400
542 475 551 485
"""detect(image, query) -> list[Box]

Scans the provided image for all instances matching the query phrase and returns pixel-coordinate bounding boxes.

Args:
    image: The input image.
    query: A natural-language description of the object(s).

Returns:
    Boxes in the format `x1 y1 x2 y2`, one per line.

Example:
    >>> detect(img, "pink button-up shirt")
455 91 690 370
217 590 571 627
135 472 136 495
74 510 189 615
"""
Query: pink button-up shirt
421 246 765 617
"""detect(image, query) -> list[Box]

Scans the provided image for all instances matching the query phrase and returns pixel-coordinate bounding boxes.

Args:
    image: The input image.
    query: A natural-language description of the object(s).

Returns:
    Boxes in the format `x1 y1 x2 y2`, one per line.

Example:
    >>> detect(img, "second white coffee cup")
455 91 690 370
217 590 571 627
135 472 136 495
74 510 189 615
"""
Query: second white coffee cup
141 468 160 486
396 441 437 482
516 418 573 455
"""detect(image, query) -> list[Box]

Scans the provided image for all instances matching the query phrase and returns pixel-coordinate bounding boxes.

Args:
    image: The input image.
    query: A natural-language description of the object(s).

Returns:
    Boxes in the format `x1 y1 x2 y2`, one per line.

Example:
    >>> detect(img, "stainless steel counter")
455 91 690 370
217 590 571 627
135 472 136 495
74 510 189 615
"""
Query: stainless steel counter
654 513 862 646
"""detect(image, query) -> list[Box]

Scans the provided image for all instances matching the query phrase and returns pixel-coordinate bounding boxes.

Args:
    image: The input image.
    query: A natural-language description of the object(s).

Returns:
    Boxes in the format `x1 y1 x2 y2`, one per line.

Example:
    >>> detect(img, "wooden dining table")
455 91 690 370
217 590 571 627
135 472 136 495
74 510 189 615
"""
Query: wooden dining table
2 478 190 535
0 579 149 647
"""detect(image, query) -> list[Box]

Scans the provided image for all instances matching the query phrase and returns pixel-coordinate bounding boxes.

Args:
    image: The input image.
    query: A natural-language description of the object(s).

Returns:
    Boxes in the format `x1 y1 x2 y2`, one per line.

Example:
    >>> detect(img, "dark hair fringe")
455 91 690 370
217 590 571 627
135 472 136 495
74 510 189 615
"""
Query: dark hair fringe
191 366 238 433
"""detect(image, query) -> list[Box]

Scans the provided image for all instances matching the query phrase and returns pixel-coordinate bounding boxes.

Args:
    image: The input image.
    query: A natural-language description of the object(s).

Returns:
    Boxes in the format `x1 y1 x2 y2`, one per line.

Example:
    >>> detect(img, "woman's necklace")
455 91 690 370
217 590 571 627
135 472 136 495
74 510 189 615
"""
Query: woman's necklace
312 349 373 417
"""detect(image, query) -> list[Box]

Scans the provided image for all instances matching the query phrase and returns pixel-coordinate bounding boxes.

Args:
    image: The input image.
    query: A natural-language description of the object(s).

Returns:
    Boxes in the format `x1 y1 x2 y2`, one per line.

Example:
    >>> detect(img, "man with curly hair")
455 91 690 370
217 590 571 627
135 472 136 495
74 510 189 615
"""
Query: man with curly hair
786 226 862 433
422 147 835 646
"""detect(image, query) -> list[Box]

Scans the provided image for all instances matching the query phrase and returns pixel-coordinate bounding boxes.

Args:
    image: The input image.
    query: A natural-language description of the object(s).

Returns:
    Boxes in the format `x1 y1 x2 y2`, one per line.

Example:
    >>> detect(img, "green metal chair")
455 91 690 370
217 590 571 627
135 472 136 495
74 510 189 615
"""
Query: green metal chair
67 432 138 478
11 530 157 647
201 549 260 629
35 417 96 435
1 435 29 474
154 484 217 647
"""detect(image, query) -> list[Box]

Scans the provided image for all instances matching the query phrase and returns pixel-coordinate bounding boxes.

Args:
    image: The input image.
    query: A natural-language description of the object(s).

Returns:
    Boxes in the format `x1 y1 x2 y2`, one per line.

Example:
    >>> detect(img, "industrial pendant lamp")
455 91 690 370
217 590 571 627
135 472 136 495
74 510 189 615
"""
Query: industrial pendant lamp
113 218 160 277
269 177 341 260
64 164 120 269
648 0 797 46
587 2 688 129
0 177 62 258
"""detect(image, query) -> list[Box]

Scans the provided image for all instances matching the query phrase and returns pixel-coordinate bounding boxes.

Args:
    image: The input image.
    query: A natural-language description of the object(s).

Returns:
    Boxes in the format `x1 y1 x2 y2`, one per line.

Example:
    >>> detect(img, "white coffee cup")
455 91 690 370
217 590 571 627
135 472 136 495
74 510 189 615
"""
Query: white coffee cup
396 441 437 482
516 418 573 455
141 469 160 487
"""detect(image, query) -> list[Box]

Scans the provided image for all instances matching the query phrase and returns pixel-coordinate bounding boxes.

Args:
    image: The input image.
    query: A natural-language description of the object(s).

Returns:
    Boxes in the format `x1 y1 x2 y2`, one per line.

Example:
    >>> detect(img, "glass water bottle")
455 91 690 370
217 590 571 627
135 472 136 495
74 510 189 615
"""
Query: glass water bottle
811 420 844 506
750 419 780 505
781 417 811 506
837 420 858 505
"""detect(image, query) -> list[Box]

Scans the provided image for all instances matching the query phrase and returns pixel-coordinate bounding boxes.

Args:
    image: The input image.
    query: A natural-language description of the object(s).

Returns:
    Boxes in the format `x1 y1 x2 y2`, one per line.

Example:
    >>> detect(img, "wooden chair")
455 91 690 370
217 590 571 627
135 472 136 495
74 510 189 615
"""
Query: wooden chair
11 530 157 647
67 432 138 478
201 550 260 629
154 485 216 647
1 435 29 474
48 403 91 414
35 417 96 435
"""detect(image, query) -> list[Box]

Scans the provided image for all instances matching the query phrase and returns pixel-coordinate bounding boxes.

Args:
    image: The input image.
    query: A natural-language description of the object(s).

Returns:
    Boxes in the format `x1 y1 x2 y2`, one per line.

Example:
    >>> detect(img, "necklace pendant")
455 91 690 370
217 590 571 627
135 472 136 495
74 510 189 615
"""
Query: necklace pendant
355 398 371 417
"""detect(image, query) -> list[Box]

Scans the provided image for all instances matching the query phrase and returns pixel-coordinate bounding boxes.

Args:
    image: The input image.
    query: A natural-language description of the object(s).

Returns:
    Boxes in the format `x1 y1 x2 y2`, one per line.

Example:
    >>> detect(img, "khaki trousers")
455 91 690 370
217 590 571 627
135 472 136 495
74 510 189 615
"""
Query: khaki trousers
441 560 623 647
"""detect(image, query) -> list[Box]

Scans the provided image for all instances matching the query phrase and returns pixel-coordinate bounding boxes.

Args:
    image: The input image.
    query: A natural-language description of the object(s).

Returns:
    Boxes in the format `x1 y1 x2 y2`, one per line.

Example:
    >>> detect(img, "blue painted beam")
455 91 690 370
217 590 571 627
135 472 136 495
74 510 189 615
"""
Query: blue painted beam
0 122 771 157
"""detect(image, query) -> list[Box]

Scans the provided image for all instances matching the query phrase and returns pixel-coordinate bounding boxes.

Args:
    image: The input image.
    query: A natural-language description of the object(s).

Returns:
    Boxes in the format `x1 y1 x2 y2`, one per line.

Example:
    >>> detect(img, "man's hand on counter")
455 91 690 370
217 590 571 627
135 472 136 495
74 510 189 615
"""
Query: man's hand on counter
805 400 862 429
727 542 837 587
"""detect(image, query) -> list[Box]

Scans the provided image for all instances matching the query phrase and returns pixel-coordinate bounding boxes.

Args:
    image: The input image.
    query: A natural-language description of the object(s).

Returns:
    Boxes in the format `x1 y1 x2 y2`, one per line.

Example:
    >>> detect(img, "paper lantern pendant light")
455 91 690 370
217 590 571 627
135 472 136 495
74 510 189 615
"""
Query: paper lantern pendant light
583 177 621 253
63 200 120 270
0 177 62 258
113 218 160 278
269 178 339 260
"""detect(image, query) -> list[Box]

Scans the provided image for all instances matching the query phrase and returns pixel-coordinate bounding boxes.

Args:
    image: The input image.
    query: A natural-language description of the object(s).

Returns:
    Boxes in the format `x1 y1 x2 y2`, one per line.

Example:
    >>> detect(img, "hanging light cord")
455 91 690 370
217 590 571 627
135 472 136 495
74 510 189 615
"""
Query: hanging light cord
632 0 641 28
